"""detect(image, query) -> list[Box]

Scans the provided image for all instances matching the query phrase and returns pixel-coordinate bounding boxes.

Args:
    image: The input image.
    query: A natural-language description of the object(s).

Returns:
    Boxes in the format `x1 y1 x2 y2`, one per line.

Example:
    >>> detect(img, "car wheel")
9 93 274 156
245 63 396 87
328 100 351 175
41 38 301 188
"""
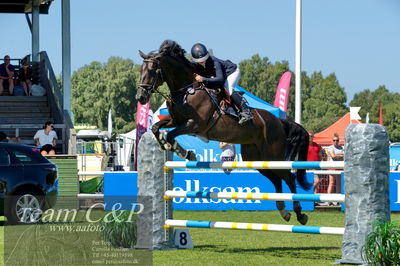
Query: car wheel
7 191 44 224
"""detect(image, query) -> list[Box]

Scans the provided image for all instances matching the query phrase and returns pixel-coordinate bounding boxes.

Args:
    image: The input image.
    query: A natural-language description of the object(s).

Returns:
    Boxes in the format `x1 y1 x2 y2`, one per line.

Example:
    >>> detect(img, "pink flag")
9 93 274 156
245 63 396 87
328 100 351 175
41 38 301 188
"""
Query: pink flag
273 72 292 112
134 101 150 170
379 104 383 125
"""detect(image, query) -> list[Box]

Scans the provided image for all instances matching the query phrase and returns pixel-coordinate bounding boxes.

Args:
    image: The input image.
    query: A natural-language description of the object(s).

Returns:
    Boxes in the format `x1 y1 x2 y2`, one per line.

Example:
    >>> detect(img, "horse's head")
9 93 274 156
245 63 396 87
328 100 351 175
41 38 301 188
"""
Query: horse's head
136 50 164 104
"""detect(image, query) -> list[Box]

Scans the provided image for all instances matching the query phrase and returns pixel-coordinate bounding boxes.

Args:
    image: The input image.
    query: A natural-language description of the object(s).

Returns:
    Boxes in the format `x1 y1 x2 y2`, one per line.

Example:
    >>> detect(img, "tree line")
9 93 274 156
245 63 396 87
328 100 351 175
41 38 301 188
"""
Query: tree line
69 55 400 142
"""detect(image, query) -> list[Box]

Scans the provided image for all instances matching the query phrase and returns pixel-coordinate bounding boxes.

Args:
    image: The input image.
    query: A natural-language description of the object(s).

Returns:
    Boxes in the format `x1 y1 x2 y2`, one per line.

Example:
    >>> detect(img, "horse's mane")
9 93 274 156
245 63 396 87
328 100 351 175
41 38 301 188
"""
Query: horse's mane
159 40 193 69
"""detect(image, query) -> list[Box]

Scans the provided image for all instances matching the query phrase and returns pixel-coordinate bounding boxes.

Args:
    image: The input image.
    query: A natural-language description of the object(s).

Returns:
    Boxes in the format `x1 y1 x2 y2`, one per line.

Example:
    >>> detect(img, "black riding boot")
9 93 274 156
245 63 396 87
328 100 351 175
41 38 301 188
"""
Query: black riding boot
231 91 253 125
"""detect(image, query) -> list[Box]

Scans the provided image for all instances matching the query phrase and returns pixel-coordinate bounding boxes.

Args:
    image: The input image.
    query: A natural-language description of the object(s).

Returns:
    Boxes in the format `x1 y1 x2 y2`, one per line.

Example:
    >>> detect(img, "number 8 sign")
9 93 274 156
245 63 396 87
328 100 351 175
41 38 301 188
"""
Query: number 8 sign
173 229 193 249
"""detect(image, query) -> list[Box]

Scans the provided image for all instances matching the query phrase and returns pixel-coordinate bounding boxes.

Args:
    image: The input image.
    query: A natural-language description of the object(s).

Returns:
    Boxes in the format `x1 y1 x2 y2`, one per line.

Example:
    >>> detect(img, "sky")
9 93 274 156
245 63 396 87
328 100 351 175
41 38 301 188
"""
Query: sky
1 0 399 104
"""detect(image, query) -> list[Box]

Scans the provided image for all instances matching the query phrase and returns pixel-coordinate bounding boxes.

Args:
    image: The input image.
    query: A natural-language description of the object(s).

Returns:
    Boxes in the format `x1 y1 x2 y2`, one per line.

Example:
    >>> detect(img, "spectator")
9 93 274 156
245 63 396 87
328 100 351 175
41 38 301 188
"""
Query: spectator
0 131 20 143
307 132 323 194
34 121 58 155
0 55 15 95
19 60 32 96
0 132 7 142
327 133 344 197
220 142 236 175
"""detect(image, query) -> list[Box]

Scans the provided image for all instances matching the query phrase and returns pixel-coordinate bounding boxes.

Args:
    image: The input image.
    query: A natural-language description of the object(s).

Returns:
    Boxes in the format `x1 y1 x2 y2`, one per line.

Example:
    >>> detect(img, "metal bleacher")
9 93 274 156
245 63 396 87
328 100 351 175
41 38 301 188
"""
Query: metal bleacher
0 52 76 154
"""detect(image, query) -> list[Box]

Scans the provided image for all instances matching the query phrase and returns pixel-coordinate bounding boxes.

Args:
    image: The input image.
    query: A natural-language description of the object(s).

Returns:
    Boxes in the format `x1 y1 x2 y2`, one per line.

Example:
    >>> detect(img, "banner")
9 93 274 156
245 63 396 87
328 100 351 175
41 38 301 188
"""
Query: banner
134 102 150 170
273 72 291 112
104 172 400 211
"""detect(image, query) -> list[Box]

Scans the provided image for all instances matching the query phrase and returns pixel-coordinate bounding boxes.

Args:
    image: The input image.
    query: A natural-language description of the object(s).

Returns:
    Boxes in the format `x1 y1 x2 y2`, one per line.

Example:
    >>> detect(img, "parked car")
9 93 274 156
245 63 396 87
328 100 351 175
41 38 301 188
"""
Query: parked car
0 143 58 224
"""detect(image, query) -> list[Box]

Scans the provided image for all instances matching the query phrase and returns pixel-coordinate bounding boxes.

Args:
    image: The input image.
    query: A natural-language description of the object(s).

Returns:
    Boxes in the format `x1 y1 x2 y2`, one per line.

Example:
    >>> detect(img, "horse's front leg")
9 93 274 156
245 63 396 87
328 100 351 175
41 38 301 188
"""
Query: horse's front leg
166 119 200 161
151 115 174 150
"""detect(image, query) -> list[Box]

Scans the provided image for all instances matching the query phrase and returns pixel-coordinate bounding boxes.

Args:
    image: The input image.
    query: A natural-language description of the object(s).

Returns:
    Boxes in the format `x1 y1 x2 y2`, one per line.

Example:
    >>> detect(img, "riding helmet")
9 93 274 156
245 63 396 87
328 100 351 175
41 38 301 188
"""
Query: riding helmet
191 43 209 63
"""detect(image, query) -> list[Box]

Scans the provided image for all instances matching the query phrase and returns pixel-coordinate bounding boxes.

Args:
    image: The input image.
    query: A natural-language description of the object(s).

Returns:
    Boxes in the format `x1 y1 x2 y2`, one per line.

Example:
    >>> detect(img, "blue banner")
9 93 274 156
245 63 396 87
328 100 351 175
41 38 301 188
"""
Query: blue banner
172 171 314 211
390 172 400 211
390 145 400 171
103 171 400 211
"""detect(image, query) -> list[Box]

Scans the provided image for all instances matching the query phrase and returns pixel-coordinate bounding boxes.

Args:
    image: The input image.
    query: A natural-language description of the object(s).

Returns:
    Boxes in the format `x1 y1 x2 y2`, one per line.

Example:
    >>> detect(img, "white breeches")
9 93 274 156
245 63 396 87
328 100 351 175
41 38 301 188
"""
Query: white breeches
224 67 240 95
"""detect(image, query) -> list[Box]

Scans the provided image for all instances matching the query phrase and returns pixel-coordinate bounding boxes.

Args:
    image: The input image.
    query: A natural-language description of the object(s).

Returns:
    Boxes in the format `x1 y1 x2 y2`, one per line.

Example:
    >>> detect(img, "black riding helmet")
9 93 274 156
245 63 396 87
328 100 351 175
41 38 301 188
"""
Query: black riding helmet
191 43 209 63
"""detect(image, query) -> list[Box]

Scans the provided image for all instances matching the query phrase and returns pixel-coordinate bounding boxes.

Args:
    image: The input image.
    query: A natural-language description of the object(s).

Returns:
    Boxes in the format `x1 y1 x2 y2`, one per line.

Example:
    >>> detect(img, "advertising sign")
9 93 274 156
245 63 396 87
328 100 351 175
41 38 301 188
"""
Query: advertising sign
104 172 400 211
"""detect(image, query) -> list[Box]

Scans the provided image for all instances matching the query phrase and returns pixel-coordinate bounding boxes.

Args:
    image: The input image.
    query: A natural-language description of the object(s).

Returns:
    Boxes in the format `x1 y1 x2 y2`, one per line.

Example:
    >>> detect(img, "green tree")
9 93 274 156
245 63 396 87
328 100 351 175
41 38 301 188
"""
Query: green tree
72 57 137 133
302 72 348 132
350 86 400 142
238 54 291 108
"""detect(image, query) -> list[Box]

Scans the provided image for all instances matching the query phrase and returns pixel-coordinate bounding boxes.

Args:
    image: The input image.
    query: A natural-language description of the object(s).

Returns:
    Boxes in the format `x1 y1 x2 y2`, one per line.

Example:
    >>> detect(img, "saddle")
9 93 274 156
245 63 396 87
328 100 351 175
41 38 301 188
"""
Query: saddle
218 87 244 119
184 85 241 120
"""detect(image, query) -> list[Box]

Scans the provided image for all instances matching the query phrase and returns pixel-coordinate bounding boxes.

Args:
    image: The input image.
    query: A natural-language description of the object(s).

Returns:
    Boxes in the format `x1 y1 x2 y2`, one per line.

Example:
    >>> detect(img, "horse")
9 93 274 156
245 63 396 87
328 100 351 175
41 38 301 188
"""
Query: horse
136 40 311 225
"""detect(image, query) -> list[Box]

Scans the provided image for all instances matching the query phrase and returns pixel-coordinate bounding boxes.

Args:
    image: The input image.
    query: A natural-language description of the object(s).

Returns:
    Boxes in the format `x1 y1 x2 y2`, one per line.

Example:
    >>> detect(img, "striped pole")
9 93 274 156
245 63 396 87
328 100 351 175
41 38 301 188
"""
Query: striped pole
164 161 344 170
165 220 344 235
164 191 345 203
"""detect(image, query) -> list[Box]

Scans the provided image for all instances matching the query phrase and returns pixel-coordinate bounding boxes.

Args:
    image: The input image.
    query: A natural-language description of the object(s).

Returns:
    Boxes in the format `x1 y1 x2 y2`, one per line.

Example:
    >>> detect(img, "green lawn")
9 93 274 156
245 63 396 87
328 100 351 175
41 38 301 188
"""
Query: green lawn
1 212 399 266
153 211 400 266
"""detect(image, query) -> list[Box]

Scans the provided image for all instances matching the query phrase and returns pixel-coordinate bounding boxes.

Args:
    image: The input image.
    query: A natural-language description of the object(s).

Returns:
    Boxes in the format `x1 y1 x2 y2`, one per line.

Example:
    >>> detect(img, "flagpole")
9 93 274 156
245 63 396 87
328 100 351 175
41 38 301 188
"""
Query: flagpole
295 0 302 124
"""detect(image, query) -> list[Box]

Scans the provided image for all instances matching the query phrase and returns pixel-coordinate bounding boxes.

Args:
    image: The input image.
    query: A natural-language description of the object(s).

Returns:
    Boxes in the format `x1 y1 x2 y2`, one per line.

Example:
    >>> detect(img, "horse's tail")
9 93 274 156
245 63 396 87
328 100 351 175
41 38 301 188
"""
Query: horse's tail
280 118 312 191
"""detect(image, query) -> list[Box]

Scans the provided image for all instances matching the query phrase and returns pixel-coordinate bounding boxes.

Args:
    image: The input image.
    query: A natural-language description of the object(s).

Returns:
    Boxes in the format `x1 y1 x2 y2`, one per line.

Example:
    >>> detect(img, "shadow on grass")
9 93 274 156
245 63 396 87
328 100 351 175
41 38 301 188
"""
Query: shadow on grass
196 245 341 260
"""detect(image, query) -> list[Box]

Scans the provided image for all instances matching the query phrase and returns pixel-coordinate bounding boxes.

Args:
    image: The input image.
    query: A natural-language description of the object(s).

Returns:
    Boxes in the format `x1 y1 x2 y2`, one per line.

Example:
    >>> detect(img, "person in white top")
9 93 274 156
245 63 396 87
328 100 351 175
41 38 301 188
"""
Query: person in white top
327 133 344 197
34 121 58 155
220 142 236 175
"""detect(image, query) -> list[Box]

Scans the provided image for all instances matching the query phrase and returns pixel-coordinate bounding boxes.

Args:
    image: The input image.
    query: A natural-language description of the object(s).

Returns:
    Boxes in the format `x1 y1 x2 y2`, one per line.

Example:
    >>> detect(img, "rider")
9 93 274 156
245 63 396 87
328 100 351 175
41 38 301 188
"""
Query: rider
191 43 253 125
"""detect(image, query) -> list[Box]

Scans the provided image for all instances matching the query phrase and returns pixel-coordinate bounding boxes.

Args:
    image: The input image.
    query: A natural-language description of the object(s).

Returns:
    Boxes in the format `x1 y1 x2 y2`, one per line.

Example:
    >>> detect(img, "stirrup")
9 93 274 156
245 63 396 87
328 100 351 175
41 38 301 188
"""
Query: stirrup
238 110 253 125
238 115 251 125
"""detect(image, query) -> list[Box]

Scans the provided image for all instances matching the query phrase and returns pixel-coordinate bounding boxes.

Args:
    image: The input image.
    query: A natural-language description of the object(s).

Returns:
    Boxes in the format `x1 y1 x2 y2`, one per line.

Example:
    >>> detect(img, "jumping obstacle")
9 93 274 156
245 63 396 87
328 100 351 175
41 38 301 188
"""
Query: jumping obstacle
164 219 345 235
164 190 345 203
165 160 344 170
137 124 390 265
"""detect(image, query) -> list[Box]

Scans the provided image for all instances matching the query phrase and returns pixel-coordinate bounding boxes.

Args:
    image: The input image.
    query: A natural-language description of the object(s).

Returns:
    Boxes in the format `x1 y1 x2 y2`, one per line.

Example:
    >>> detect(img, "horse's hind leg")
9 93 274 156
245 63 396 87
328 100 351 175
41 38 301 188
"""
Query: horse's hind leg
286 172 308 225
259 169 291 222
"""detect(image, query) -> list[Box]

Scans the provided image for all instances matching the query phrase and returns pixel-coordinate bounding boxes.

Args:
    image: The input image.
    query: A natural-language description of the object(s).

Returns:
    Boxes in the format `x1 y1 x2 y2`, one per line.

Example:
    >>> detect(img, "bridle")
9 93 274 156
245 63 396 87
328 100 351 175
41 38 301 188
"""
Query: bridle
138 55 204 103
138 58 164 92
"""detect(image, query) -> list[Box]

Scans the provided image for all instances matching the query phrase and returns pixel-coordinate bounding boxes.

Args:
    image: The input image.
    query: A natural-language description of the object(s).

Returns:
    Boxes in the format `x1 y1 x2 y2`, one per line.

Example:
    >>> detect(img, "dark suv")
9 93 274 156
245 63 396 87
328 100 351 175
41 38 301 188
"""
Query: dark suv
0 143 58 223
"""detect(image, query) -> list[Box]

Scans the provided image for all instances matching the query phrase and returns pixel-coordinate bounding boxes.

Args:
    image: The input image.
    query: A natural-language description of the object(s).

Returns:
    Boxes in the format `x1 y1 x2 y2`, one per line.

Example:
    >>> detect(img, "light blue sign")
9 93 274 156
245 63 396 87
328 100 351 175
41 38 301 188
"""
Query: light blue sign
390 145 400 171
103 171 400 211
172 171 314 211
390 172 400 211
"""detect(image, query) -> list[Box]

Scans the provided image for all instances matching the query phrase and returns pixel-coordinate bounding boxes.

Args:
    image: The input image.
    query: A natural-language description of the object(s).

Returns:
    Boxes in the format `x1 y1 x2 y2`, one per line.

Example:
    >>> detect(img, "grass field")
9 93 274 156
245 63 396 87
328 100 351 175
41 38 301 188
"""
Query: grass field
154 210 400 266
0 211 399 266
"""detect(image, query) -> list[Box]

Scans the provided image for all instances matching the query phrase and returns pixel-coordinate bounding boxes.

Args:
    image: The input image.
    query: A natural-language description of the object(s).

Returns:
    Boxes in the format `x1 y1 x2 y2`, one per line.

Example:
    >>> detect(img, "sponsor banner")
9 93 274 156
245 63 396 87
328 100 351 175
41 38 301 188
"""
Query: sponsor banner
134 102 150 170
172 171 314 211
390 172 400 211
390 146 400 171
103 172 400 211
273 72 291 112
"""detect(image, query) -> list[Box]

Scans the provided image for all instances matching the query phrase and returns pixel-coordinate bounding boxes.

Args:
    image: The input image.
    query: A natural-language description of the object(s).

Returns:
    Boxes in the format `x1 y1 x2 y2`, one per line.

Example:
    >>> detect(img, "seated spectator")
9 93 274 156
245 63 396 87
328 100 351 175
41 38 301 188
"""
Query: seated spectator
34 121 58 155
0 131 20 143
0 132 7 142
19 60 32 96
0 55 15 95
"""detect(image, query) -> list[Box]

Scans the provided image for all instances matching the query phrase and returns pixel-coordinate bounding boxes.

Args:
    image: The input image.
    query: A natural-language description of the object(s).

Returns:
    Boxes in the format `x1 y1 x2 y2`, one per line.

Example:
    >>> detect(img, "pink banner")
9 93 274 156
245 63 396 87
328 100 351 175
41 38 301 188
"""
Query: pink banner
273 72 291 112
134 101 150 170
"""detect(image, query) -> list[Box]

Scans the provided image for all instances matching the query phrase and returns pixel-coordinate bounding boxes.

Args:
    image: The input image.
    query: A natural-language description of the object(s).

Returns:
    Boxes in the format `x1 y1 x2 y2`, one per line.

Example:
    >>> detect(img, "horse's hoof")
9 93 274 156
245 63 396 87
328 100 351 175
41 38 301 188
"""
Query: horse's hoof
280 210 291 222
297 214 308 225
164 143 172 150
186 151 197 161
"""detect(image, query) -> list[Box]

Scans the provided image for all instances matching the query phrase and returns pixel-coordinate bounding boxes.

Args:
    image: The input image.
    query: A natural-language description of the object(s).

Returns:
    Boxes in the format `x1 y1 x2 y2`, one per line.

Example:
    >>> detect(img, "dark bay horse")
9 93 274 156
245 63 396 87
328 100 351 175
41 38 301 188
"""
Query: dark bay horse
136 40 311 225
